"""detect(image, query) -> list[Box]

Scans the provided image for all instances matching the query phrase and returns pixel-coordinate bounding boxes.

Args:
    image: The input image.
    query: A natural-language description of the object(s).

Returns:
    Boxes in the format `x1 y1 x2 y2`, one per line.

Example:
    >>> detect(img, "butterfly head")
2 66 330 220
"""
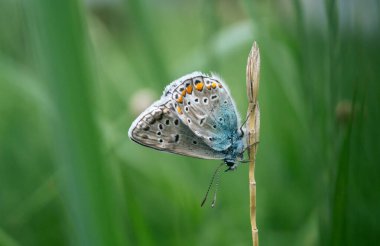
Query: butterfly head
224 160 238 171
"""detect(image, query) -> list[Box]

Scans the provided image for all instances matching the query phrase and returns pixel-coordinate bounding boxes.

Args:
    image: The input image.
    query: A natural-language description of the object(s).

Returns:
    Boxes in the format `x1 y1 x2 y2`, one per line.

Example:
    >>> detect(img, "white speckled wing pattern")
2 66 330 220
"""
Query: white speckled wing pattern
164 72 240 152
128 97 225 159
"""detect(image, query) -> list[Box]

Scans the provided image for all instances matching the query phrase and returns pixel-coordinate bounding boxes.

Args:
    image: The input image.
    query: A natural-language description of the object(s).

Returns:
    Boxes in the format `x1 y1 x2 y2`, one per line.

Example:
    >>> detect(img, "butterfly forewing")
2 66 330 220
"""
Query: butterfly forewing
166 73 239 152
128 98 225 159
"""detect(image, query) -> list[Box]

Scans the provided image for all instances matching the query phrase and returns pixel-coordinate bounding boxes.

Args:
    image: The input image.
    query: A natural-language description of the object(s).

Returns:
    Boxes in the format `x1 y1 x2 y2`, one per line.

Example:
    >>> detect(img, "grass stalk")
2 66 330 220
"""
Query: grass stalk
246 42 260 246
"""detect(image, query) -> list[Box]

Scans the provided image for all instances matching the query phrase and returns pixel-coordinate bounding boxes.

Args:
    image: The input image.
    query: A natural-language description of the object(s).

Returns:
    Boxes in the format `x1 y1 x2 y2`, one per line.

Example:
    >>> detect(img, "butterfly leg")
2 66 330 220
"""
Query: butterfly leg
241 140 260 154
250 140 260 147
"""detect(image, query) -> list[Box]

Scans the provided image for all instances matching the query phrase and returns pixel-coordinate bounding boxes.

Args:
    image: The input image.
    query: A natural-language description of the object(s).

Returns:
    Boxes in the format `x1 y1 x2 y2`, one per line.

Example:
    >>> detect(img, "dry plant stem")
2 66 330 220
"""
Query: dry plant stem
246 42 260 246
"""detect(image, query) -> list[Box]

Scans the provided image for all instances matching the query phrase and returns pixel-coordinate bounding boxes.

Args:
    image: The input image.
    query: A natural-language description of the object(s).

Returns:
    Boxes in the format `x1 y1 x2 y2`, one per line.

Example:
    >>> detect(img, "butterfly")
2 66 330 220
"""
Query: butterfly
128 72 247 171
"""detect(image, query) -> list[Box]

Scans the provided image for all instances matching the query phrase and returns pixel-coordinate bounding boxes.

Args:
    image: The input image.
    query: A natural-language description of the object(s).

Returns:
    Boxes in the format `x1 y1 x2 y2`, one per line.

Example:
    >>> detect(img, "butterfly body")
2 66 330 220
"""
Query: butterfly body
129 72 246 169
222 134 245 169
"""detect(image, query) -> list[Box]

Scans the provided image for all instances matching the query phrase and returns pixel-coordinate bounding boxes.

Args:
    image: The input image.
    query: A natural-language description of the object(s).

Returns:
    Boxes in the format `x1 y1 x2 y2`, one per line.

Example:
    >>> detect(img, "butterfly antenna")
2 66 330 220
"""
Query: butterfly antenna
201 163 224 207
211 166 222 208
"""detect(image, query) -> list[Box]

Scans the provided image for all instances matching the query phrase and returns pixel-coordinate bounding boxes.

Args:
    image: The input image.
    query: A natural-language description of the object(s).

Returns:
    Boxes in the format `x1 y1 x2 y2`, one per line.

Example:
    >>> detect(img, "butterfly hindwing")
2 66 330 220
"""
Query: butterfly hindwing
128 98 226 159
165 72 240 151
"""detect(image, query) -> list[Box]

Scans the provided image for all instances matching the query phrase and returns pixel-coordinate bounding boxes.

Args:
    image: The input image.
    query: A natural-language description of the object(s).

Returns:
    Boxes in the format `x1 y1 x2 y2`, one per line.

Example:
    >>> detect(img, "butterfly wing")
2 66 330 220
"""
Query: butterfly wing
165 72 240 152
128 97 225 159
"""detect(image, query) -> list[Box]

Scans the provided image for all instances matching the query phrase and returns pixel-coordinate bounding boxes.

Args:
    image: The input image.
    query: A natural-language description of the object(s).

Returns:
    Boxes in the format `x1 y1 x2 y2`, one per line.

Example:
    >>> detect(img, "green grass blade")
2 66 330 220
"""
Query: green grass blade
24 1 127 245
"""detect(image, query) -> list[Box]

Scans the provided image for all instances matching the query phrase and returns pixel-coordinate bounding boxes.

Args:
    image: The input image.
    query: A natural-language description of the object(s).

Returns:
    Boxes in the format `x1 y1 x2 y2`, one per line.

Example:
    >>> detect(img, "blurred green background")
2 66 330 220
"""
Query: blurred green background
1 0 379 245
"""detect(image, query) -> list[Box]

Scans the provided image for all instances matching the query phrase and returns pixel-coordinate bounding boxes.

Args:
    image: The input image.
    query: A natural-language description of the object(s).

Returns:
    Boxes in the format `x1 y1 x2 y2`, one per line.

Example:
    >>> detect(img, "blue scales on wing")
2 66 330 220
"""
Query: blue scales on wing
164 72 241 152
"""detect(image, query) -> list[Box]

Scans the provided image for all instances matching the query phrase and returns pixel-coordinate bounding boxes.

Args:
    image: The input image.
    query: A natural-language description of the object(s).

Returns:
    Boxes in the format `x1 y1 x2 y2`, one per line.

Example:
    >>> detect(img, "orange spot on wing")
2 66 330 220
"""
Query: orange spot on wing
218 84 223 88
206 85 211 90
177 95 183 103
195 82 204 91
186 85 193 94
181 90 186 96
211 82 217 89
177 106 183 114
